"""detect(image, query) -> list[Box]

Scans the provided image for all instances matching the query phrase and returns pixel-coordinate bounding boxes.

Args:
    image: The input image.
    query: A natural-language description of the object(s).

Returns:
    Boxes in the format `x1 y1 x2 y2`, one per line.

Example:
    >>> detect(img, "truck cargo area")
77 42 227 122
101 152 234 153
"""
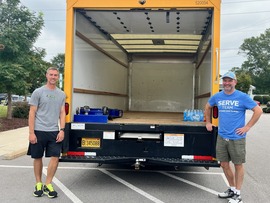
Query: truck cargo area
61 1 221 168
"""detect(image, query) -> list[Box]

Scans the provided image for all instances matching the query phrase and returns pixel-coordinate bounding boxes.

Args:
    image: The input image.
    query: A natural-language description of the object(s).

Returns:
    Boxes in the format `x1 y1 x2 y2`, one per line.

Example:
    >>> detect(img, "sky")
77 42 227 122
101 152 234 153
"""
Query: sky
20 0 270 75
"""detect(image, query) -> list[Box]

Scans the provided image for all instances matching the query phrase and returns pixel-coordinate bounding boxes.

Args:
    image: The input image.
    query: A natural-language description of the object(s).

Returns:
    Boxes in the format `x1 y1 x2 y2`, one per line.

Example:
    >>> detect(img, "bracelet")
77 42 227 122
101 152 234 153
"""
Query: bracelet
60 128 65 131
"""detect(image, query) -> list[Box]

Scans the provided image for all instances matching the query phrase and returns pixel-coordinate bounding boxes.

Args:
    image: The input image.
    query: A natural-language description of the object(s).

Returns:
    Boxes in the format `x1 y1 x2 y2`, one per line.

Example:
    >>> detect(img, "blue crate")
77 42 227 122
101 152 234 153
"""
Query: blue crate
108 109 123 118
74 114 108 123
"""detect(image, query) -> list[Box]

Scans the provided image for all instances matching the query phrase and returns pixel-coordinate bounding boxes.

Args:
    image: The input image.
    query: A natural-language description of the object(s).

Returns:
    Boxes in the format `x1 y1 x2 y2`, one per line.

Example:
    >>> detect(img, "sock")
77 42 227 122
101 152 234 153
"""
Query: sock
230 186 236 192
235 189 241 195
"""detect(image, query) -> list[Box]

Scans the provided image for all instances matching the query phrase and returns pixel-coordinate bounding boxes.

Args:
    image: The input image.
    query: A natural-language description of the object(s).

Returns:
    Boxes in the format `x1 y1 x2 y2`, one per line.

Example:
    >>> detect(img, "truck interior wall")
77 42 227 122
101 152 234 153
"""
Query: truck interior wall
72 12 129 116
130 57 194 112
196 50 212 109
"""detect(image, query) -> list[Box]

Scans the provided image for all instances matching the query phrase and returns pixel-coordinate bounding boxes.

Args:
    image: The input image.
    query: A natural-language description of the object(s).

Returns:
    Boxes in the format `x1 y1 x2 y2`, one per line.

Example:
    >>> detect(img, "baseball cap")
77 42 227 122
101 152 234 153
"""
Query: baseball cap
221 71 236 80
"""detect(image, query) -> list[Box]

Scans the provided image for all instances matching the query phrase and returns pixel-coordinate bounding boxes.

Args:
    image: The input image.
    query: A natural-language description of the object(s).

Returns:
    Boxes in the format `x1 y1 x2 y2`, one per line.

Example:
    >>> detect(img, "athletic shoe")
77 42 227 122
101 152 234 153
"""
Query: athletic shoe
43 184 58 198
228 194 243 203
218 188 235 198
33 182 43 197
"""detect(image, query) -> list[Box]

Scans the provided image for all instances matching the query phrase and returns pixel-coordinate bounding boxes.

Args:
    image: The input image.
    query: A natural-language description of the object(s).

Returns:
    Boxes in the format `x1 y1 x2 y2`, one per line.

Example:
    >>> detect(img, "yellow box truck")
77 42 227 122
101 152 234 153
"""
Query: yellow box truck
60 0 221 169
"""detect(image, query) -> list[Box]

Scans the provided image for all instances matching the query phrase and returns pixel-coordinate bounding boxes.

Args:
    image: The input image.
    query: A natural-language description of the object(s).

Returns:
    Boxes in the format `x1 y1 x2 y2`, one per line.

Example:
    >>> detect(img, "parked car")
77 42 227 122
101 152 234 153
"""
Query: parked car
3 94 31 105
0 93 7 104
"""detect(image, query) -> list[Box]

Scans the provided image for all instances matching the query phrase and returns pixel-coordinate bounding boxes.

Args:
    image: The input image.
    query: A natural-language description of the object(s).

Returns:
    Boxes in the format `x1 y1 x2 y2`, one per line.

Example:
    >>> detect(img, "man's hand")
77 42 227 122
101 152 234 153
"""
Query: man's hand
56 131 65 143
206 122 213 132
236 126 251 135
29 133 37 144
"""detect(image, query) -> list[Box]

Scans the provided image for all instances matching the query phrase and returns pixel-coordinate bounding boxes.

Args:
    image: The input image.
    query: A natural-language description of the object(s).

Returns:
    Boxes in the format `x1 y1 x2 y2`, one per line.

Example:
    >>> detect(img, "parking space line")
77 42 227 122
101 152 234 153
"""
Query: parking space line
99 169 165 203
43 168 83 203
0 164 228 201
221 173 229 187
159 171 219 196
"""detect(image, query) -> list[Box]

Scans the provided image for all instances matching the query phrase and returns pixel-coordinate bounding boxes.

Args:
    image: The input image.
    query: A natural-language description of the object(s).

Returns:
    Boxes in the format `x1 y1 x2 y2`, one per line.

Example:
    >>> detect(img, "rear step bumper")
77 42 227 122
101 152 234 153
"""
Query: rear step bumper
59 156 220 167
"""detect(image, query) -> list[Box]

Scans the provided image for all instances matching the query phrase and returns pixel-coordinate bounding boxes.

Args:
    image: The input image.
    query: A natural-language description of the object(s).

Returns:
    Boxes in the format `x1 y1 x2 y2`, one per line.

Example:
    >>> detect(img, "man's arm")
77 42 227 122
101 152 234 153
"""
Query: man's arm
59 105 66 130
56 105 66 143
236 105 262 135
205 102 214 131
29 105 37 144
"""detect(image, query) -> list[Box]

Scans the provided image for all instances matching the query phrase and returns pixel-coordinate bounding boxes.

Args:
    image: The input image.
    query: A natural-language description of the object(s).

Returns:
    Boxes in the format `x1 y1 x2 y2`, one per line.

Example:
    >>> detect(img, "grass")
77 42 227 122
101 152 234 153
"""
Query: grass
0 105 7 118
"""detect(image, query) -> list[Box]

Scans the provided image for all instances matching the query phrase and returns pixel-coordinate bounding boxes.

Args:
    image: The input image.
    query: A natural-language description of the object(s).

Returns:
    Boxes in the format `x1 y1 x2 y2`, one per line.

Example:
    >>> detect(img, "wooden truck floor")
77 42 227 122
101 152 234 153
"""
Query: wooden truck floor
108 111 205 126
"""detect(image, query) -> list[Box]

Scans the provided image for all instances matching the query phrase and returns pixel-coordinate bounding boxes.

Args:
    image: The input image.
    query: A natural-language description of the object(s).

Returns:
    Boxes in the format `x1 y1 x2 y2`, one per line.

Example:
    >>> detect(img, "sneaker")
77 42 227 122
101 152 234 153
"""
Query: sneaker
228 194 243 203
218 188 235 198
33 182 43 197
43 184 58 198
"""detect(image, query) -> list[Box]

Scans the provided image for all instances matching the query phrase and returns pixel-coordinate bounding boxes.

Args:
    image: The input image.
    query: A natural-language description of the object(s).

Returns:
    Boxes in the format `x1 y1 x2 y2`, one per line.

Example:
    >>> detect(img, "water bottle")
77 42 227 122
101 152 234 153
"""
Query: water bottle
194 109 200 122
199 109 204 121
183 109 187 121
187 109 191 121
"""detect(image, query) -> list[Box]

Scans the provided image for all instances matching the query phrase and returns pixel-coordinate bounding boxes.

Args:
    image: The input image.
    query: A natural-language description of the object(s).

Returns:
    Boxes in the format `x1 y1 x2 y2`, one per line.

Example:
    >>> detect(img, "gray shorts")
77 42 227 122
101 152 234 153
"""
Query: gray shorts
216 135 246 164
27 131 62 159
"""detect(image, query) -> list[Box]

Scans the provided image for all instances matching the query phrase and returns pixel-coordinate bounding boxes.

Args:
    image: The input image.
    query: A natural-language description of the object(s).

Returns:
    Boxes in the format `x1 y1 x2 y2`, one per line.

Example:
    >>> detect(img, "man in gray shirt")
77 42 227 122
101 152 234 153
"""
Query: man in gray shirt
28 67 66 198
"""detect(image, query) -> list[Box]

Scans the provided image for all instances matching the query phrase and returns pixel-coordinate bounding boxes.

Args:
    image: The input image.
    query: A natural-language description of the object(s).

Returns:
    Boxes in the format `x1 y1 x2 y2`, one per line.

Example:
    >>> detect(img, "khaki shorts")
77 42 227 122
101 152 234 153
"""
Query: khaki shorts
216 135 246 164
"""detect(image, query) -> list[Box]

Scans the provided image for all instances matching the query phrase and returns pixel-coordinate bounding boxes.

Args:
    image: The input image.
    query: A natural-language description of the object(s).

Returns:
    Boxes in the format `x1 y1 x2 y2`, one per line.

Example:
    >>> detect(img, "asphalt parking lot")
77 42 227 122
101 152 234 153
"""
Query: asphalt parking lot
0 156 228 203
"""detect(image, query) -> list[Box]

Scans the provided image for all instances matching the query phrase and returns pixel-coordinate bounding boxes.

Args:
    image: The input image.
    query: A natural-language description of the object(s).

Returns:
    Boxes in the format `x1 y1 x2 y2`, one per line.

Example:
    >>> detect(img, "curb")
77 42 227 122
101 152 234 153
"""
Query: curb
2 148 27 160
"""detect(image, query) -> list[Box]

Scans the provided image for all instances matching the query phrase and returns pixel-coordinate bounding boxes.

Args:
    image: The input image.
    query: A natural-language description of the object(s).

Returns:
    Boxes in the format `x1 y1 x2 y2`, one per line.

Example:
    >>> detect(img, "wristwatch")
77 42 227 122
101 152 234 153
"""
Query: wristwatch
60 128 65 131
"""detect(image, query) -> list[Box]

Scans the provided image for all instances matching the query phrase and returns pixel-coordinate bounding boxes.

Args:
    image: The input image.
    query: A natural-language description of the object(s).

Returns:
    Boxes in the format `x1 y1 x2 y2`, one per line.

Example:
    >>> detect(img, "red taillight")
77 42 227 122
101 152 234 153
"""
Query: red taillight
65 102 69 115
213 105 218 119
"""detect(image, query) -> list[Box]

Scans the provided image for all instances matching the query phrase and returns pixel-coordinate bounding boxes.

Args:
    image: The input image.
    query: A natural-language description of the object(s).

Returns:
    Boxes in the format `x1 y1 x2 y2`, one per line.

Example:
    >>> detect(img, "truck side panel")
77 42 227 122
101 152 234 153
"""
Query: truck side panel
72 13 129 114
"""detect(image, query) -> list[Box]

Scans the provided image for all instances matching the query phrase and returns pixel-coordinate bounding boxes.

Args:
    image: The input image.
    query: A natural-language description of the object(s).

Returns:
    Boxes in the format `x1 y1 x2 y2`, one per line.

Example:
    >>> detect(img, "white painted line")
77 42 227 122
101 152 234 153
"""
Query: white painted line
0 165 33 169
43 168 83 203
159 171 219 196
99 169 165 203
56 166 224 175
221 173 230 187
0 164 228 197
169 171 224 175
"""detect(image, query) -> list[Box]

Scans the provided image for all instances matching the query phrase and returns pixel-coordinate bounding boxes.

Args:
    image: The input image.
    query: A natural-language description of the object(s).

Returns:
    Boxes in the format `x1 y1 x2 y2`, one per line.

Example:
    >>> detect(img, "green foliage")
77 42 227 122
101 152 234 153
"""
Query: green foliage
51 53 65 72
262 95 270 104
253 95 270 104
12 102 29 118
234 71 252 93
262 107 270 113
239 28 270 94
0 0 44 61
0 0 45 118
0 63 30 95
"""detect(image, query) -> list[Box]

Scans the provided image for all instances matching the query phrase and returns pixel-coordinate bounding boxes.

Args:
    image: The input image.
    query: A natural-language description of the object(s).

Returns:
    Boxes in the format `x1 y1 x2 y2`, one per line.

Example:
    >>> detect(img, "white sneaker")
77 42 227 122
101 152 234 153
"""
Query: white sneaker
218 188 235 198
228 194 243 203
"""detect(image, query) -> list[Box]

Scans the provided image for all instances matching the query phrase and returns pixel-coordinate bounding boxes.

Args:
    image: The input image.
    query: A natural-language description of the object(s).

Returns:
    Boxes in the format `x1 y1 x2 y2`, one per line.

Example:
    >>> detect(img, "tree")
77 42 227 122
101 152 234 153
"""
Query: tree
230 67 252 93
24 48 50 94
51 53 65 89
239 28 270 94
51 53 65 72
0 0 44 119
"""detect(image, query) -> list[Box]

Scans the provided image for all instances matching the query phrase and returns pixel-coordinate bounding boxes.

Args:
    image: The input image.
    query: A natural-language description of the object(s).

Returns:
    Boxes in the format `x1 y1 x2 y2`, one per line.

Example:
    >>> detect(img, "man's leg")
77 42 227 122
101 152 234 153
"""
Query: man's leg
45 156 59 185
33 158 43 183
234 163 244 190
220 161 235 187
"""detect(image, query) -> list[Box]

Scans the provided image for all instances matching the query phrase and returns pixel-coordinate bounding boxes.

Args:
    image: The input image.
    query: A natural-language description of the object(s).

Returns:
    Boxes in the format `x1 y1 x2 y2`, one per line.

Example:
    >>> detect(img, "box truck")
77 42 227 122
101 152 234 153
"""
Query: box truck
60 0 221 169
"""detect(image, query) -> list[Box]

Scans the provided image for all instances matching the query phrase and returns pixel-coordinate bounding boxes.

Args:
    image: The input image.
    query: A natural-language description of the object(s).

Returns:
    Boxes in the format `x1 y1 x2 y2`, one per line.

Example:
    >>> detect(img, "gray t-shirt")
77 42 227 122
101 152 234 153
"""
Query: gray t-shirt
29 85 66 131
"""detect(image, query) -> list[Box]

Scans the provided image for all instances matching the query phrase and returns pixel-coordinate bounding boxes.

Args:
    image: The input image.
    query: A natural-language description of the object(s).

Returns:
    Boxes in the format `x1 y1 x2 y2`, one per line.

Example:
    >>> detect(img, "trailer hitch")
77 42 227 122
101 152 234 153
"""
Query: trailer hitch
133 158 146 170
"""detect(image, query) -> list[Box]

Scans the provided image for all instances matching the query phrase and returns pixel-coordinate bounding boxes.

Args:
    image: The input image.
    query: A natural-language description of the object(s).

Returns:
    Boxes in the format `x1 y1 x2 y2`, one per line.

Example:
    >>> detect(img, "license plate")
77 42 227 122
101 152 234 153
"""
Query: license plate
81 138 100 148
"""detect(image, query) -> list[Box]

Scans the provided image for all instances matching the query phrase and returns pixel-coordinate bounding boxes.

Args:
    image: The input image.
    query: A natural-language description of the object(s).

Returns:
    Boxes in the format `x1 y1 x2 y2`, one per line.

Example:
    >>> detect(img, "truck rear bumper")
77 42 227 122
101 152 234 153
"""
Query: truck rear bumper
59 155 220 168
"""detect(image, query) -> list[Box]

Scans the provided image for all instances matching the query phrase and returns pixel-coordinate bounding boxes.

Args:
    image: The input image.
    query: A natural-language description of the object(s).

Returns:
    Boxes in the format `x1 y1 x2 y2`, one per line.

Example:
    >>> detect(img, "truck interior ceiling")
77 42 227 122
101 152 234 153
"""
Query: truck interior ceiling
76 9 212 58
